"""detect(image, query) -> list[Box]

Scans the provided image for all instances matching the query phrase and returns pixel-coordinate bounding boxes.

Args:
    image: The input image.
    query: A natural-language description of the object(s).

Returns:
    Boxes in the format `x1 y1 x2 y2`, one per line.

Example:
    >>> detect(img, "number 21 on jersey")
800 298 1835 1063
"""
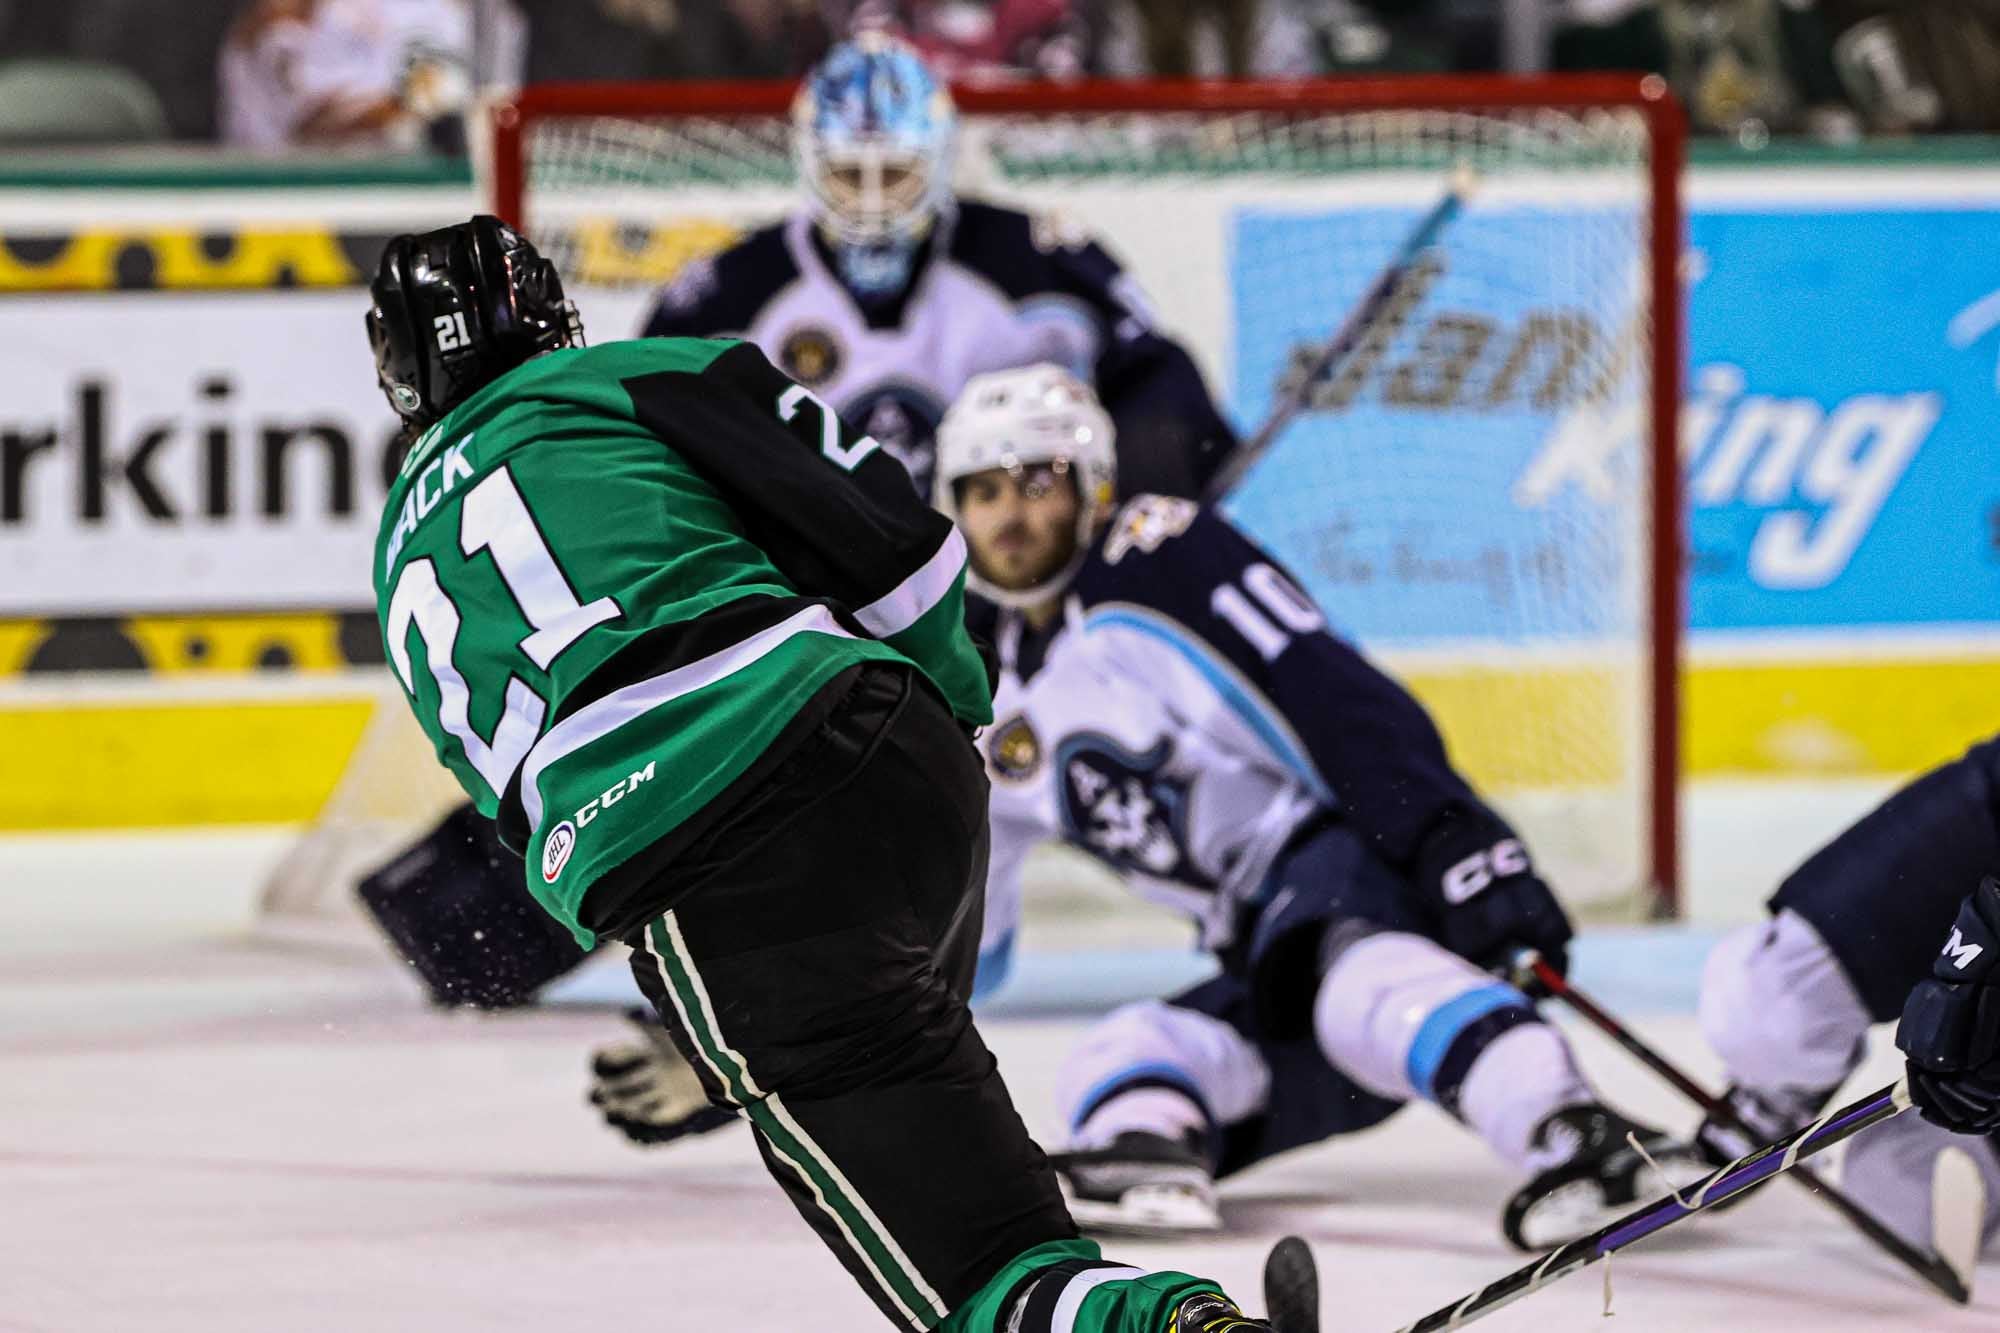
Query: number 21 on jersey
384 465 620 798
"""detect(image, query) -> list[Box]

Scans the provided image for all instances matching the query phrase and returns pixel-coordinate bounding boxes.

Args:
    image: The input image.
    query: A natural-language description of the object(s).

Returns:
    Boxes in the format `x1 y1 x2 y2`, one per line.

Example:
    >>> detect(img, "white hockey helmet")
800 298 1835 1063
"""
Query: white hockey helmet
935 364 1118 608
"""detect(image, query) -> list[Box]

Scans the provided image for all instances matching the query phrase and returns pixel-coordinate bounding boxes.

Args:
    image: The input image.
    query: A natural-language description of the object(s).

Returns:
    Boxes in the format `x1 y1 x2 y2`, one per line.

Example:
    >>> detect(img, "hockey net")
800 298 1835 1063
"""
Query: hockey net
262 75 1683 935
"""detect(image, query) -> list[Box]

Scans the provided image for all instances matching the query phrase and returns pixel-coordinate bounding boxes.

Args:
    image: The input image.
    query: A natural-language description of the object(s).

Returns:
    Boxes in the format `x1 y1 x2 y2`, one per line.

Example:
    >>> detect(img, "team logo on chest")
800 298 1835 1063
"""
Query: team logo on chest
986 714 1043 781
779 325 844 386
1056 733 1208 885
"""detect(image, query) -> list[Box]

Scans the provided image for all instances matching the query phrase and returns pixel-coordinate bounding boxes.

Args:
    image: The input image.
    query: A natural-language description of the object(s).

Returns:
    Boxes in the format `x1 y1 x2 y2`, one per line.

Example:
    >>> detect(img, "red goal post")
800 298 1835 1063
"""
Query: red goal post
486 74 1687 918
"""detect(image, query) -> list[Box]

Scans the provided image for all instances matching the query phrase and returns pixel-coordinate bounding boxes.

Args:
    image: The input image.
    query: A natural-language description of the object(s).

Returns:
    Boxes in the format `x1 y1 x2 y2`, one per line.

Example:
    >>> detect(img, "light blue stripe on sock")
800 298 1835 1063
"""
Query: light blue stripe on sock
1069 1061 1207 1132
1404 984 1528 1100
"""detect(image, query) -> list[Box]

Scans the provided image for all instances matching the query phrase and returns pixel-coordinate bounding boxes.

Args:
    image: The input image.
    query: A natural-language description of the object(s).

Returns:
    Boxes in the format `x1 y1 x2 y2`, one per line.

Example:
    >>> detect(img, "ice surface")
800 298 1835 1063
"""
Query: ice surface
4 831 1994 1332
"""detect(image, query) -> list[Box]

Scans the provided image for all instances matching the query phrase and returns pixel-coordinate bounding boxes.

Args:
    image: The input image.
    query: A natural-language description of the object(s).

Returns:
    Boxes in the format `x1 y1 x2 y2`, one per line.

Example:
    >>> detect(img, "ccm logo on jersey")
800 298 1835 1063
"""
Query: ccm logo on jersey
1943 927 1985 972
1442 839 1530 905
541 762 658 884
576 761 656 827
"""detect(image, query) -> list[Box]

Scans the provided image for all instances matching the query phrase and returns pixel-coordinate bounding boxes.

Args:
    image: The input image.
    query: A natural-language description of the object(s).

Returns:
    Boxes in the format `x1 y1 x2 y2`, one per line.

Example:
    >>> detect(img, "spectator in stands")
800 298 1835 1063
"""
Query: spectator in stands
868 0 1095 79
218 0 474 152
517 0 832 83
0 0 238 140
1816 0 2000 133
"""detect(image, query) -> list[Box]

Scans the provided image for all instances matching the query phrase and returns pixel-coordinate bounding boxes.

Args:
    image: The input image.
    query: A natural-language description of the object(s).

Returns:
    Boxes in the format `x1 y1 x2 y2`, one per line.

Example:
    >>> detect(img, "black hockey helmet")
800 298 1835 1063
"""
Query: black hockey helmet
366 215 582 428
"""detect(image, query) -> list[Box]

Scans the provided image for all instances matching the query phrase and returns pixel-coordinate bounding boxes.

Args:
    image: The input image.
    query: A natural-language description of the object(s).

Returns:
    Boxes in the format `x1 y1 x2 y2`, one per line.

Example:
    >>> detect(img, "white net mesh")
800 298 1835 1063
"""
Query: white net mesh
269 86 1671 929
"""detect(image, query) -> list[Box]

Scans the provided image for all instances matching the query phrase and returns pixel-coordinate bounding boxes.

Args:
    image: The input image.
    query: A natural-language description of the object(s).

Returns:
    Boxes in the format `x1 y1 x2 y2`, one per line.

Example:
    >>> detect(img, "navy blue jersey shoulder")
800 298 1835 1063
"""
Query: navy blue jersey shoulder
1074 496 1490 868
945 204 1242 498
640 222 798 339
944 199 1098 304
1076 497 1264 607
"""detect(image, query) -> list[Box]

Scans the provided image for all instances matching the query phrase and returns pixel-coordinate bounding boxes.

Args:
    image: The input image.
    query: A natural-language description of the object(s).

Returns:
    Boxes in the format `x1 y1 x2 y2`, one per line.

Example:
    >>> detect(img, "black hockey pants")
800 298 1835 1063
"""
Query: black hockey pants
622 663 1075 1329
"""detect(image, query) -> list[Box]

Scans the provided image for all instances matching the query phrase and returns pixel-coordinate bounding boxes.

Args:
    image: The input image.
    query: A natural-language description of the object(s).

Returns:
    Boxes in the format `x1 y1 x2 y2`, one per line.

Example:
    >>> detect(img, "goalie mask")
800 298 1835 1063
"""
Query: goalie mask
366 215 583 429
935 364 1117 608
792 33 956 301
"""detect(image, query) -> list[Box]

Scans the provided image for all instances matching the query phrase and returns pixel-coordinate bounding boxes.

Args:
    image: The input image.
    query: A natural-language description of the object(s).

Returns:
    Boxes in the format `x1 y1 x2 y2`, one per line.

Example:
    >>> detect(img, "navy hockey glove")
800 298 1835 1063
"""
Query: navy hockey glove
1415 809 1573 978
1897 875 2000 1135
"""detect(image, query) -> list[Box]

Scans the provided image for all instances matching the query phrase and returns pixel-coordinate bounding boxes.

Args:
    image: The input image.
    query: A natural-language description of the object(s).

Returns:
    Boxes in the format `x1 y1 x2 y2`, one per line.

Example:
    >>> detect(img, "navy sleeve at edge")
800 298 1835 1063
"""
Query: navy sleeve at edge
1092 501 1503 866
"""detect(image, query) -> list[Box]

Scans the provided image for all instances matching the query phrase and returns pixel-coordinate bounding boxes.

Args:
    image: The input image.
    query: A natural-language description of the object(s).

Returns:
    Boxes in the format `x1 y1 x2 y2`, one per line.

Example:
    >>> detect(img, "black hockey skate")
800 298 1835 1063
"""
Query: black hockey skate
1050 1131 1220 1235
1501 1103 1709 1251
1691 1081 1838 1213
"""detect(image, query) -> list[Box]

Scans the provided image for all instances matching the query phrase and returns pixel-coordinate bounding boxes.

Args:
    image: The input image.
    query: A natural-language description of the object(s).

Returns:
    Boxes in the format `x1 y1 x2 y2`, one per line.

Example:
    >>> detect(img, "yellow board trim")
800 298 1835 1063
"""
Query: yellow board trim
0 697 374 830
1401 663 1625 788
1686 656 2000 776
2 654 1996 830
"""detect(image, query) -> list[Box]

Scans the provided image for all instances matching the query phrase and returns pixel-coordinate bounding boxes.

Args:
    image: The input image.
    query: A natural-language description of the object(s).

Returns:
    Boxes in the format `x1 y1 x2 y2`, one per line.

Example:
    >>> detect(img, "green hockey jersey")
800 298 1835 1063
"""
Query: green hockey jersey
372 337 990 948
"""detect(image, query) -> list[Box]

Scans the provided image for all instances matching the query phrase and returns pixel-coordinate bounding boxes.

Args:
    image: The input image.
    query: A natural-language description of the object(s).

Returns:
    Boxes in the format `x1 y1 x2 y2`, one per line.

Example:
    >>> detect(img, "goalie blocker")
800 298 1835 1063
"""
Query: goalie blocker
357 804 589 1009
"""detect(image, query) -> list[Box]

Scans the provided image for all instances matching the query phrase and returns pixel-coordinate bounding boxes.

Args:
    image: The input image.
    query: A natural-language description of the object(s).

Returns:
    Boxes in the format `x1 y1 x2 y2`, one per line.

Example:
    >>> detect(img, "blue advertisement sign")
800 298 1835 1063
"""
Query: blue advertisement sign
1225 202 2000 640
1684 210 1999 630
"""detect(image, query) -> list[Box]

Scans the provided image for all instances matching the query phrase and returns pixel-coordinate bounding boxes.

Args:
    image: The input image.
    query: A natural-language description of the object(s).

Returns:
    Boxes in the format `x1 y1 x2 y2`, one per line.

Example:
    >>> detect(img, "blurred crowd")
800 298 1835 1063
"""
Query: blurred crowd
0 0 1997 150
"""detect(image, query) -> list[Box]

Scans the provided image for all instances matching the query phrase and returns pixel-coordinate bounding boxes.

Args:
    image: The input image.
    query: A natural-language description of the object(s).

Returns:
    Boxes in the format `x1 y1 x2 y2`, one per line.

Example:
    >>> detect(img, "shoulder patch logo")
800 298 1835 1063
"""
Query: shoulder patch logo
542 820 577 884
1031 211 1091 254
779 325 843 387
1104 495 1198 564
987 714 1043 781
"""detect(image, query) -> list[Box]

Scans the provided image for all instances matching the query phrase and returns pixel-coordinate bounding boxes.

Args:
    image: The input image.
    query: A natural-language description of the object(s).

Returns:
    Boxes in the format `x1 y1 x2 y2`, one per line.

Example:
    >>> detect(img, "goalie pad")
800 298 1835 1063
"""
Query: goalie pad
357 802 590 1008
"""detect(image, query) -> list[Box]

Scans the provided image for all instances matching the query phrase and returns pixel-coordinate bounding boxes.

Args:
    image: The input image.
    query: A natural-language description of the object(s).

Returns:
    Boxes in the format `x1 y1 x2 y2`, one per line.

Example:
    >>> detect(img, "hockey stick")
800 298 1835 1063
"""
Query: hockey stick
1513 950 1976 1304
1202 168 1475 504
1393 1080 1916 1332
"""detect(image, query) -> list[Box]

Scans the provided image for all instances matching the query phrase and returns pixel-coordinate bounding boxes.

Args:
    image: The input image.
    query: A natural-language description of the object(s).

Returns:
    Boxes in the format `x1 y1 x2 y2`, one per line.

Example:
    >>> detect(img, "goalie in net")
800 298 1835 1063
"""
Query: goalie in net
638 30 1239 501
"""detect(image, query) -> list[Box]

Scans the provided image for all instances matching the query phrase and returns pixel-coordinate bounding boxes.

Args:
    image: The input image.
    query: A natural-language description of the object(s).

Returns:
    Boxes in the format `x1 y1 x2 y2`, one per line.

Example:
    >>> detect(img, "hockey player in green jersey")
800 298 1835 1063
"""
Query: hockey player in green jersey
365 216 1305 1332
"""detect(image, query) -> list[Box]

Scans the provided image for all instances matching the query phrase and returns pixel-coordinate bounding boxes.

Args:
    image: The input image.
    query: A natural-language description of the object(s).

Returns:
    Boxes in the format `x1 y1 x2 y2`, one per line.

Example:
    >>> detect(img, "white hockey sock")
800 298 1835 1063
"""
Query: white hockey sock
1071 1086 1212 1153
1314 930 1591 1174
1456 1022 1593 1173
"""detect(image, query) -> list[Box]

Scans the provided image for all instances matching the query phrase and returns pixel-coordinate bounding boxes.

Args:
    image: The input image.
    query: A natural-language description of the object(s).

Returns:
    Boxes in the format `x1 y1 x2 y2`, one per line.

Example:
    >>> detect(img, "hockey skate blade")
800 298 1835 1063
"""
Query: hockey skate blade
1262 1236 1319 1333
1062 1183 1221 1236
1932 1146 1984 1305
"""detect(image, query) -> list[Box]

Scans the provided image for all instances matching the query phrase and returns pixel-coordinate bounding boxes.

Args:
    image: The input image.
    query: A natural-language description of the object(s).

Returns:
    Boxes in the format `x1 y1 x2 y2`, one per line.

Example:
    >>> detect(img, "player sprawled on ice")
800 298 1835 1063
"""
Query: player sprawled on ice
641 32 1237 503
1698 737 2000 1250
366 217 1301 1332
940 365 1705 1251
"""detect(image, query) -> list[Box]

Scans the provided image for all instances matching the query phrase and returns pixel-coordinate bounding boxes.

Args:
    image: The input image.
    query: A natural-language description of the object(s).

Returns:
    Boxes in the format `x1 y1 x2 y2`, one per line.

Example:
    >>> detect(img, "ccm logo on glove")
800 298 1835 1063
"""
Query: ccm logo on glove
1442 839 1530 904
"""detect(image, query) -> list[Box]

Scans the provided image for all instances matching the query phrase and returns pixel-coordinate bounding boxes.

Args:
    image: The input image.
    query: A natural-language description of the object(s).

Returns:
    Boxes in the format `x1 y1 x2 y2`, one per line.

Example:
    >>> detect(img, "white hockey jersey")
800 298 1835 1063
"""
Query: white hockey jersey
640 201 1235 500
974 496 1501 972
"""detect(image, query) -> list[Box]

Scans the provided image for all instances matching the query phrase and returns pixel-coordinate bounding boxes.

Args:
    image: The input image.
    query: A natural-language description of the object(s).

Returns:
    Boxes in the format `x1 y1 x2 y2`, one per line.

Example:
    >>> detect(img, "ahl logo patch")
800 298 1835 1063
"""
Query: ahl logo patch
542 820 577 884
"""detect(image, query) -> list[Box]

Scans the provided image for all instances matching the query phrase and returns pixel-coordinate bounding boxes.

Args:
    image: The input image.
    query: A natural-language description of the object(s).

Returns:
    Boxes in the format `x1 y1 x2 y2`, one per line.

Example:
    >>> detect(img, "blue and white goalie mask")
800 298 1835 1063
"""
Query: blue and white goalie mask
792 33 956 300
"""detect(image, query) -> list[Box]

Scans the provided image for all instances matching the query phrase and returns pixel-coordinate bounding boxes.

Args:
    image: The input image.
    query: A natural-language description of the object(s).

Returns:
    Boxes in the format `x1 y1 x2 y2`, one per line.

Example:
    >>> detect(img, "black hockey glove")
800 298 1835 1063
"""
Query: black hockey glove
1897 875 2000 1135
589 1010 736 1147
1414 808 1574 978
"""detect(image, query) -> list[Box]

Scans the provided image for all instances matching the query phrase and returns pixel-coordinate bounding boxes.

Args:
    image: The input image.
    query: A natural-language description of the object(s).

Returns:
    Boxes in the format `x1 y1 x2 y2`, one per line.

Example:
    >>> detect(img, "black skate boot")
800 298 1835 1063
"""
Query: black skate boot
1690 1081 1838 1212
1501 1103 1709 1251
1050 1131 1220 1235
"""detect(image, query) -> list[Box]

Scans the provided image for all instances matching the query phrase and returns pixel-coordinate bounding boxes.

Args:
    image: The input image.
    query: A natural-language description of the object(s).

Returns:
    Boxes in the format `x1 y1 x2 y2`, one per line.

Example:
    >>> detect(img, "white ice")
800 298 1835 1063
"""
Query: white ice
4 829 1996 1332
